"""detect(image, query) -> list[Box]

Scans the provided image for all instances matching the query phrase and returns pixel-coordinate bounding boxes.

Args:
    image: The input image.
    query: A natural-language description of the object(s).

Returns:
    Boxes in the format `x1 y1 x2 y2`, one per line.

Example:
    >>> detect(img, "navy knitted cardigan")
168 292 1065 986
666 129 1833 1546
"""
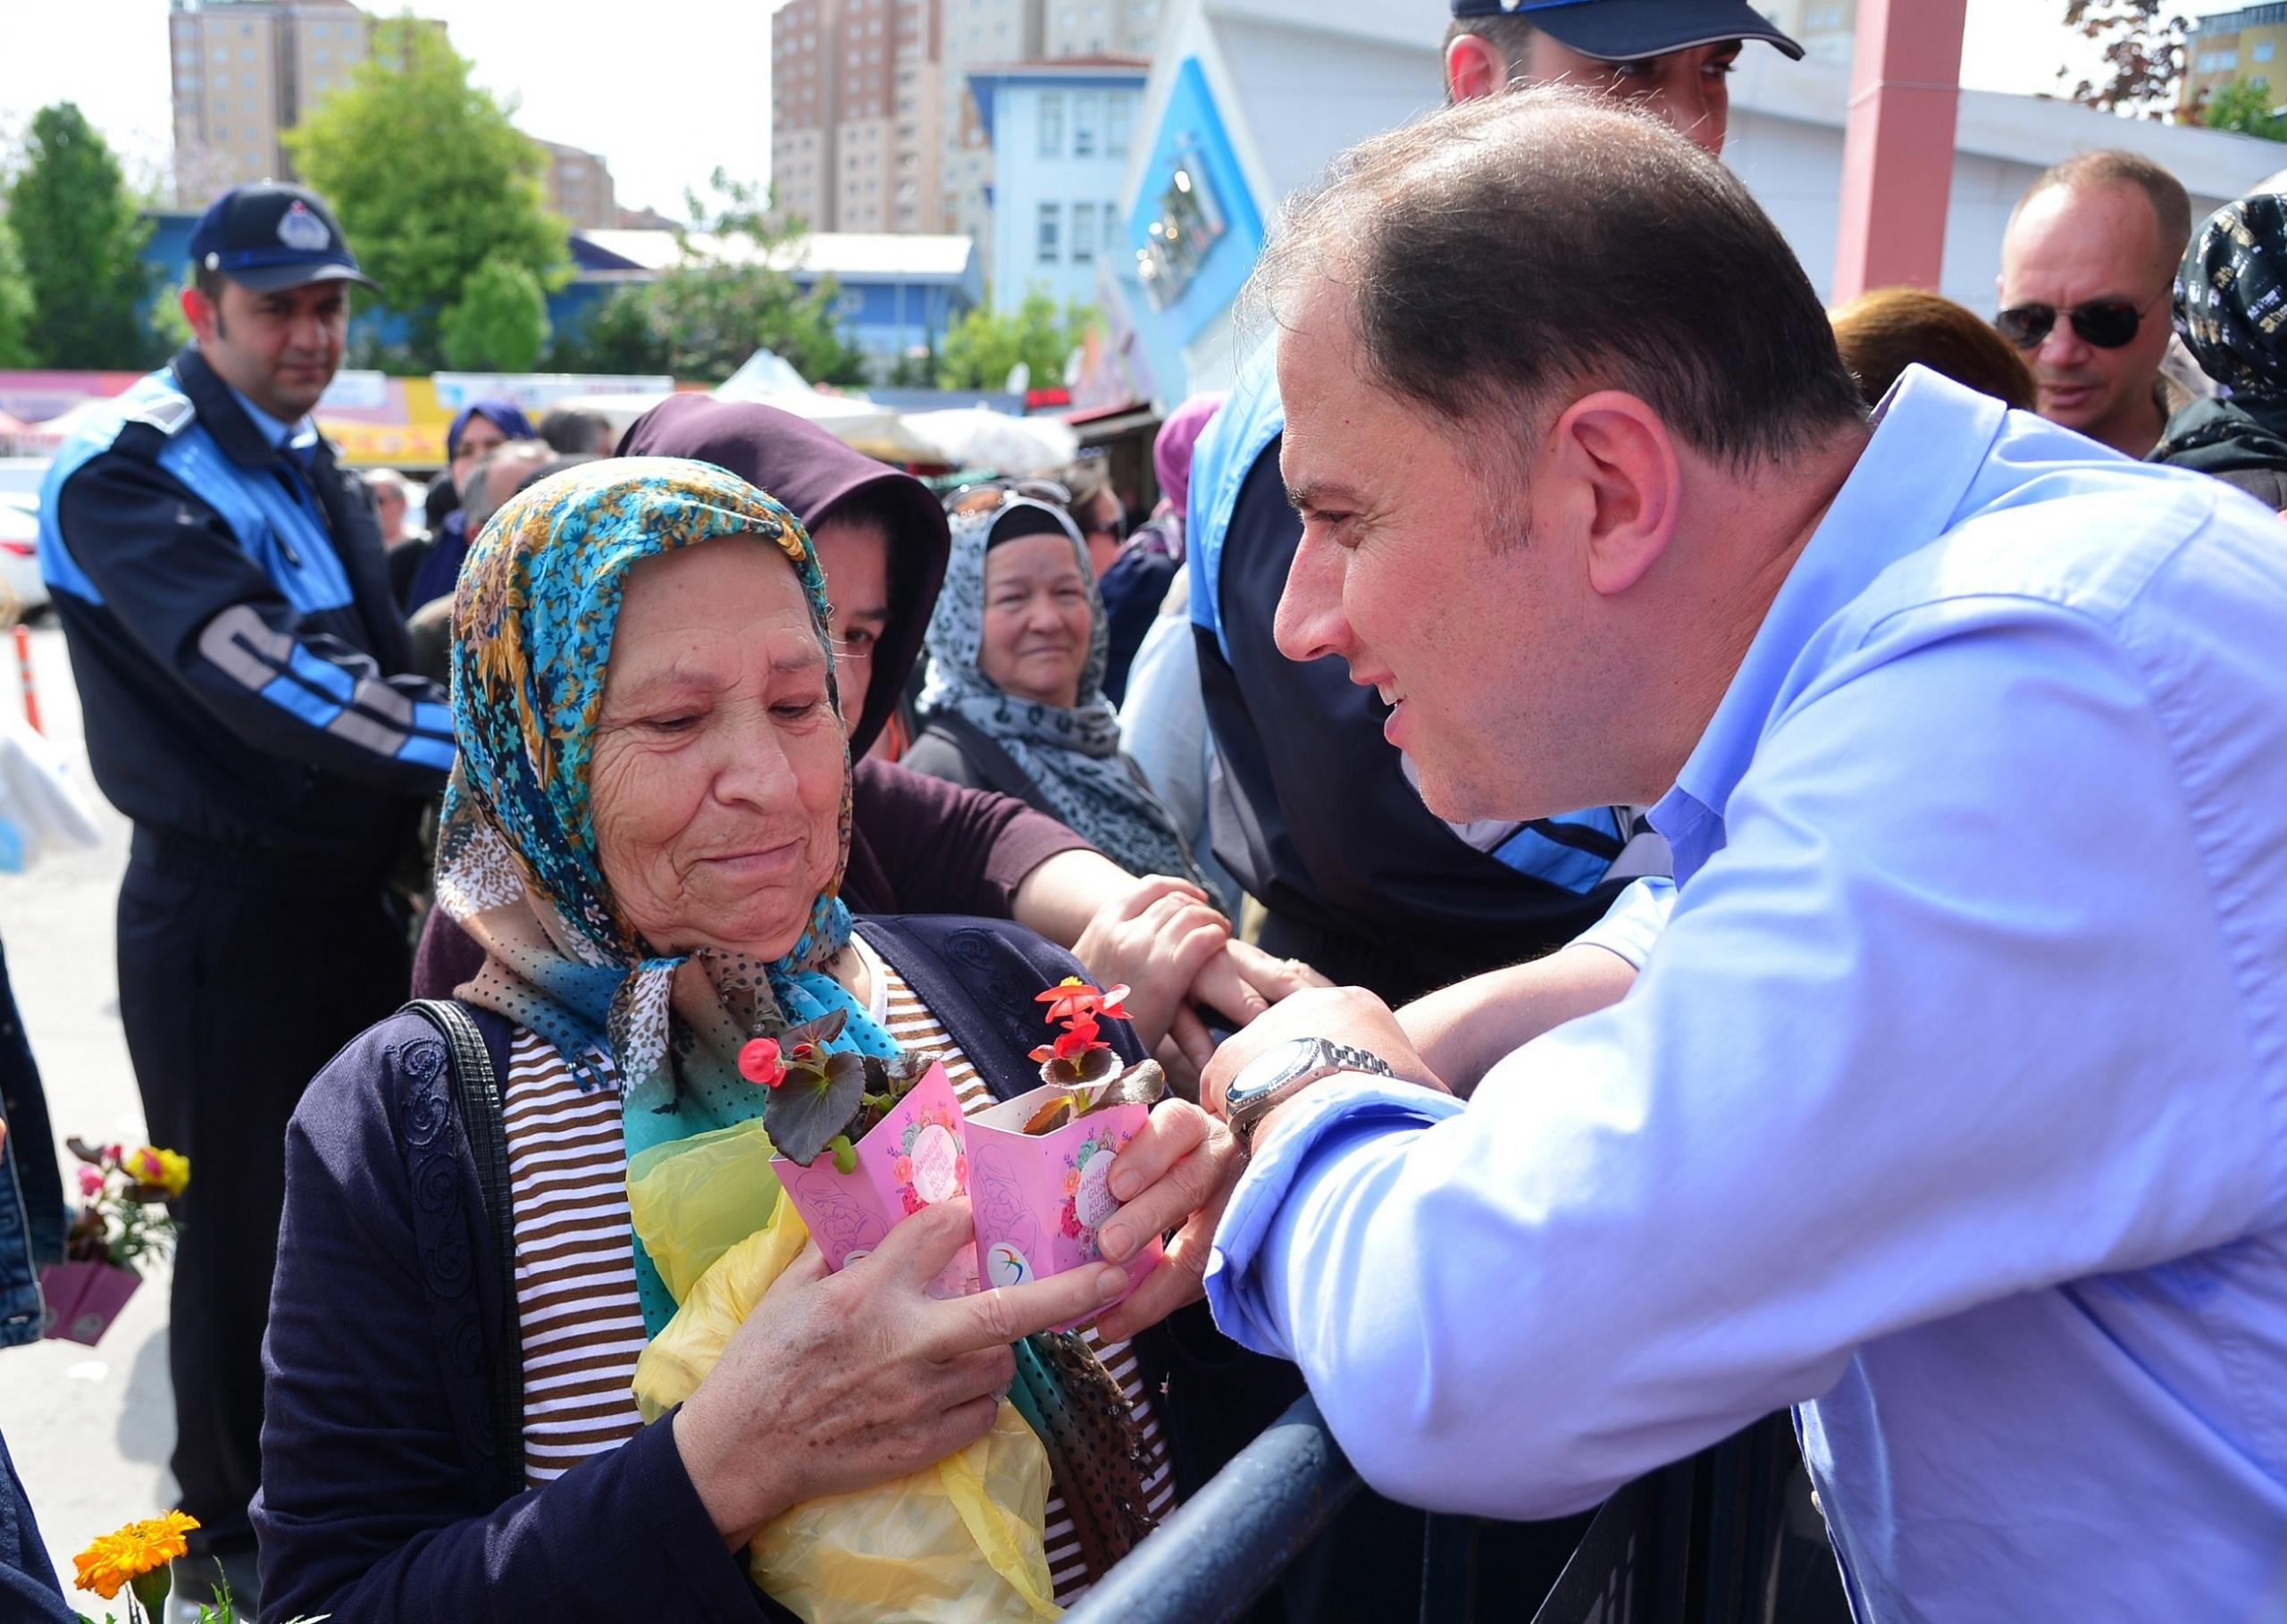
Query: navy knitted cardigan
252 914 1278 1623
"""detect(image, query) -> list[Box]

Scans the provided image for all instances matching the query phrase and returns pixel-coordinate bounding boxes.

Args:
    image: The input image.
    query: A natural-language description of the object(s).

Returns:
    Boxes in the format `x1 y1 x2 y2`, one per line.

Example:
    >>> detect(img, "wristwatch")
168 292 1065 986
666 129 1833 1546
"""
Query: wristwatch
1224 1037 1398 1152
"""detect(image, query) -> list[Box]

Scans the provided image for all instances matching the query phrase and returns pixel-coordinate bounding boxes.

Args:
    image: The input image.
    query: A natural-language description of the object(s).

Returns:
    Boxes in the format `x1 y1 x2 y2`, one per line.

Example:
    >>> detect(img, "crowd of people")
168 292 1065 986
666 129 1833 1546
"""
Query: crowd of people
3 0 2286 1618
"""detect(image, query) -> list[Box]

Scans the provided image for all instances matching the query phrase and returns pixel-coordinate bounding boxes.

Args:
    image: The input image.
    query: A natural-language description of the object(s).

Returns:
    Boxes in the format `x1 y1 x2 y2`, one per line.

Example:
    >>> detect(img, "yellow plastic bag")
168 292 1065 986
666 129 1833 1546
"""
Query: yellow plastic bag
624 1116 783 1305
632 1199 1061 1622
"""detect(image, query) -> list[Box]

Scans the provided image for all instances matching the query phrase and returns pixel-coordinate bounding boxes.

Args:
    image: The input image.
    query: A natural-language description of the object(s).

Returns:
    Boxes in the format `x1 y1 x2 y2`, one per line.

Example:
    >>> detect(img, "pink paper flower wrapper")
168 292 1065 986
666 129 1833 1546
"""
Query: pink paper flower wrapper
39 1260 140 1346
964 1082 1164 1330
769 1061 979 1299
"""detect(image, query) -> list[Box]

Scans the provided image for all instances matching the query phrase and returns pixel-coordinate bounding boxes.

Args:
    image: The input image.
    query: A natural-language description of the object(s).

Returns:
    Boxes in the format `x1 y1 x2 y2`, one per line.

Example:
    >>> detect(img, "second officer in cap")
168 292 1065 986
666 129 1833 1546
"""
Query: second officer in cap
36 181 450 1605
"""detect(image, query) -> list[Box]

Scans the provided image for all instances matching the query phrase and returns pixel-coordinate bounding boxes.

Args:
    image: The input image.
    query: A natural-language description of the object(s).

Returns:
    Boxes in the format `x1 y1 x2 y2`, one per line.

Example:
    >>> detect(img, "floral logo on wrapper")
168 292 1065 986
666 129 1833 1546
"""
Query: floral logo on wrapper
892 1103 968 1214
1059 1127 1130 1252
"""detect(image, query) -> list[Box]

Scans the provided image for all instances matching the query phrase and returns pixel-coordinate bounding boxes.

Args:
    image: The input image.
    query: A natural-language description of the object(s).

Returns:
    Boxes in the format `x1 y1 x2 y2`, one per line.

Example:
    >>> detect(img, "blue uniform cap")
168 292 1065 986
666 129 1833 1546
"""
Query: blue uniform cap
187 181 379 293
1447 0 1805 62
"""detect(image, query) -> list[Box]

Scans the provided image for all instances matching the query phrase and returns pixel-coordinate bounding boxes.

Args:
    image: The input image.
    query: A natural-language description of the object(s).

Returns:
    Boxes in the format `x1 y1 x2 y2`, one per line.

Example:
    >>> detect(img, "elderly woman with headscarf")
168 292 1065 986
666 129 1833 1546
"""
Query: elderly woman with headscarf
2153 192 2287 509
254 460 1218 1620
905 493 1213 901
410 396 1307 1066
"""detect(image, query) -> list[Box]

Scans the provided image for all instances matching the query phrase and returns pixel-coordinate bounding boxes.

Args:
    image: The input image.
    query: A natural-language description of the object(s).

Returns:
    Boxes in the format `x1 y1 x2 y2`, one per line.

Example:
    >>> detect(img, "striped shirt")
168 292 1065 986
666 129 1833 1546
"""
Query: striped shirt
501 936 1177 1602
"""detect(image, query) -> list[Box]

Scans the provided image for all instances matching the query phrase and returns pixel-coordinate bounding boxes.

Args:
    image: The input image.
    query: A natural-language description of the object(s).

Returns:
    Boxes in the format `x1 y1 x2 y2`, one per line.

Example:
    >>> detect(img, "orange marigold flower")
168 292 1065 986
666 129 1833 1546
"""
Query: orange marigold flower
72 1509 197 1600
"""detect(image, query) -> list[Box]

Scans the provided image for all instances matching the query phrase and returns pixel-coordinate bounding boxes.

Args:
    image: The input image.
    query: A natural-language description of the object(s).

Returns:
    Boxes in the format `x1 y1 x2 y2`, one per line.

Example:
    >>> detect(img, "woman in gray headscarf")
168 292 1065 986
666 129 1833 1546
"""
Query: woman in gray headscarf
906 492 1211 890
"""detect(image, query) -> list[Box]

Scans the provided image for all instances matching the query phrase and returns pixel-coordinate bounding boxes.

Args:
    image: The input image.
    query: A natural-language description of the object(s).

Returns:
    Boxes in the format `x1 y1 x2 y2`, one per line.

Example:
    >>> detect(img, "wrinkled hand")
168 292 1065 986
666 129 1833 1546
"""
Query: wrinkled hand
1069 875 1229 1051
1091 1099 1244 1344
1197 984 1444 1119
1160 940 1335 1084
674 1199 1129 1546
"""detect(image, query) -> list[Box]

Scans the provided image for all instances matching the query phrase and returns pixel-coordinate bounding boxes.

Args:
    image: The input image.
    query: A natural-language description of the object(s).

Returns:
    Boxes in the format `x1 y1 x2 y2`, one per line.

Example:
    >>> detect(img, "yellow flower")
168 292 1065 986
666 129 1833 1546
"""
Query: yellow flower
125 1147 190 1199
71 1510 197 1600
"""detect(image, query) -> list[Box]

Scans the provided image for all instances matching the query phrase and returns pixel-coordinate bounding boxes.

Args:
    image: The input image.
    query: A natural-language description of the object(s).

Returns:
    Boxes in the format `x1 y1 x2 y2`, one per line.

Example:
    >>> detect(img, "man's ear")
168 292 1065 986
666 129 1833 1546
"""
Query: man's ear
1547 391 1681 598
180 283 219 345
1445 32 1507 104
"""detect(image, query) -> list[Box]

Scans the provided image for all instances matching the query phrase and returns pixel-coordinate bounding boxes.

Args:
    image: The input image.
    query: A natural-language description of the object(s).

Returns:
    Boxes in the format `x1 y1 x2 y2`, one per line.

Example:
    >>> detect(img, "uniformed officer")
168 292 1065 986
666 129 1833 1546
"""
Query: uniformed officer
37 182 451 1603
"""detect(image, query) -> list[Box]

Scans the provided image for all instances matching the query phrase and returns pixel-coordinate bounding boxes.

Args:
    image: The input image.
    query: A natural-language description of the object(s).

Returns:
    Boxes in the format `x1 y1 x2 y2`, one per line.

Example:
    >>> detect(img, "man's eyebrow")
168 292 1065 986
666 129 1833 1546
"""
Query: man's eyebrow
1287 480 1366 515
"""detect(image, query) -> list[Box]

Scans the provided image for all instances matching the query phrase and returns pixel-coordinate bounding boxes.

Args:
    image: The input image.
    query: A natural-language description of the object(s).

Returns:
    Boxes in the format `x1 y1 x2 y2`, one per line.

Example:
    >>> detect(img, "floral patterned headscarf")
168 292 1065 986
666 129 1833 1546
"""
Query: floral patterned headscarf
435 456 898 1328
921 498 1207 887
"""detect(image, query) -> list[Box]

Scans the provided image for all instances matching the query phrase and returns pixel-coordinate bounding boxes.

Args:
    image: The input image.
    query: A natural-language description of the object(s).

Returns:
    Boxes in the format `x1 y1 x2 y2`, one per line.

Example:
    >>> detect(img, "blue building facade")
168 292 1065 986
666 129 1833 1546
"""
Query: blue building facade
967 59 1150 314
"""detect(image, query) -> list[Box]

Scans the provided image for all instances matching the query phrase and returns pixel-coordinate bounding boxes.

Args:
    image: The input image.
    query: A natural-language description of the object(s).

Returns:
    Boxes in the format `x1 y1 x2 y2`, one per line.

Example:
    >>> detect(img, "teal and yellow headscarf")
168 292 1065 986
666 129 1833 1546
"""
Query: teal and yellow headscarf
434 456 898 1329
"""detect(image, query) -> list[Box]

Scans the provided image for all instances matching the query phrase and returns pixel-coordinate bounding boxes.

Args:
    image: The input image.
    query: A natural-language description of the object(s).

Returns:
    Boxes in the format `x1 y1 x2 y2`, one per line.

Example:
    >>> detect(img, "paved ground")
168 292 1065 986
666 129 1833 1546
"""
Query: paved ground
1 615 181 1599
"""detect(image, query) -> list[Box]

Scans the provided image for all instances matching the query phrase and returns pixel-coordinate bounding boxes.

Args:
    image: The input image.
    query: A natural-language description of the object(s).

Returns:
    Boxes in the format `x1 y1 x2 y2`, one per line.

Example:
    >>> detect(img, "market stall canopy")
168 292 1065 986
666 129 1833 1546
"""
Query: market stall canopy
901 406 1077 475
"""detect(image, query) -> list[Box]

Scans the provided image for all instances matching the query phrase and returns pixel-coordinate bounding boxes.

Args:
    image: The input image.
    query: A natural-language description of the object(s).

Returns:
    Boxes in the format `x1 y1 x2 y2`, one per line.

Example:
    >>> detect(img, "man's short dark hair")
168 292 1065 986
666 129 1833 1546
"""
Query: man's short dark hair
1252 85 1865 482
537 407 614 456
2013 149 2194 264
192 262 229 336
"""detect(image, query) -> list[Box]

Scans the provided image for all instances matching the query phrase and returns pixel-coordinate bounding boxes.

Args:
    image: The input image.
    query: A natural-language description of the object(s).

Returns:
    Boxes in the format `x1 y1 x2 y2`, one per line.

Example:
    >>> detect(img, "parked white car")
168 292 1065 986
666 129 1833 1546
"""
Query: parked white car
0 492 48 619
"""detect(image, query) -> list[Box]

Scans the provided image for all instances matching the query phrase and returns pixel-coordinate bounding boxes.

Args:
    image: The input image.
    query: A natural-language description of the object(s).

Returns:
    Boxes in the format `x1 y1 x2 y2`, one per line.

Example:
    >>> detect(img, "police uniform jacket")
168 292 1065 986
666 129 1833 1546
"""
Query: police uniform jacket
38 346 452 877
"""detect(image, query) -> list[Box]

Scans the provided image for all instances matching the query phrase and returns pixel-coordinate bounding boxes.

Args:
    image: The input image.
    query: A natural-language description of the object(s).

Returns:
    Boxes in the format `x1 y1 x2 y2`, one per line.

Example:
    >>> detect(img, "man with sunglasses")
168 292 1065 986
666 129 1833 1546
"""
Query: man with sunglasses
1998 150 2192 459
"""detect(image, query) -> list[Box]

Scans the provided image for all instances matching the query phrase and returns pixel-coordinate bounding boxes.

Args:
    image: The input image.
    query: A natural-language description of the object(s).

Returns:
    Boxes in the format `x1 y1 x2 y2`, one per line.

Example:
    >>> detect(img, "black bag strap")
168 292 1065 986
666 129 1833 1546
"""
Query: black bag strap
405 998 525 1500
917 711 1063 819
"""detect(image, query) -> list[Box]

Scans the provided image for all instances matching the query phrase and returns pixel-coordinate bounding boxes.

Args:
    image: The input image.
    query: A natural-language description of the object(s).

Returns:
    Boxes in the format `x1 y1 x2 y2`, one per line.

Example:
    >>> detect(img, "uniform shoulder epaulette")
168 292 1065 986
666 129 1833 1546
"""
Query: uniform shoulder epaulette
121 387 197 438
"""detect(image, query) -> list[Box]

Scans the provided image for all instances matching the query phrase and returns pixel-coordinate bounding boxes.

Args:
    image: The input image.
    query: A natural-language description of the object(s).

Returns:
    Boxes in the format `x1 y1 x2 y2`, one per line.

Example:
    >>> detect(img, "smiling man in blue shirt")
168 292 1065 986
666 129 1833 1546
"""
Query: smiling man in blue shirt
1094 87 2287 1616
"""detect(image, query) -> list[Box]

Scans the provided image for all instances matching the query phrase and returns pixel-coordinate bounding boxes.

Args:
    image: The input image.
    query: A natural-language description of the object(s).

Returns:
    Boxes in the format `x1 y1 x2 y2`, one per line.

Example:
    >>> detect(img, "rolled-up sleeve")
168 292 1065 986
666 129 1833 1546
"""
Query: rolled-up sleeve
1204 608 2282 1519
1570 876 1673 971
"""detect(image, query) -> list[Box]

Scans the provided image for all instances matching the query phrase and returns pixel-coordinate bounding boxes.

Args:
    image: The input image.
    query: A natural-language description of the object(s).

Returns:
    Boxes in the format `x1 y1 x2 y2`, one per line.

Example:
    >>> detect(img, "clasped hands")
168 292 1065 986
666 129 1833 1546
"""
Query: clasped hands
1092 983 1447 1344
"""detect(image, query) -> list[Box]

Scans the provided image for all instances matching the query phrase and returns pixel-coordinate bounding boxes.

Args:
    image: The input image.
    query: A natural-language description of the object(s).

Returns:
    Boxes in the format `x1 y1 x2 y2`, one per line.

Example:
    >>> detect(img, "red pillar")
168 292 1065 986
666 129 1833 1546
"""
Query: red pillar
1831 0 1970 301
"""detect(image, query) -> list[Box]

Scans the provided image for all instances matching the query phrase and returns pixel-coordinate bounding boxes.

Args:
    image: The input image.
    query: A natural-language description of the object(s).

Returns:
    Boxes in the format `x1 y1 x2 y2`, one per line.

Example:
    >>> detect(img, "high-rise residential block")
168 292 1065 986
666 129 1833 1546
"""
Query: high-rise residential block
772 0 949 235
169 0 608 225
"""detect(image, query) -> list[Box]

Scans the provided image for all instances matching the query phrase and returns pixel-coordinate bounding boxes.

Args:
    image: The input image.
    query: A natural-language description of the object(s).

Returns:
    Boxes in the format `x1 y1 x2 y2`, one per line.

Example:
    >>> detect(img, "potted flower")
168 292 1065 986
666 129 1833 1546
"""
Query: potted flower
750 1012 977 1295
44 1141 188 1346
71 1509 322 1622
963 980 1166 1317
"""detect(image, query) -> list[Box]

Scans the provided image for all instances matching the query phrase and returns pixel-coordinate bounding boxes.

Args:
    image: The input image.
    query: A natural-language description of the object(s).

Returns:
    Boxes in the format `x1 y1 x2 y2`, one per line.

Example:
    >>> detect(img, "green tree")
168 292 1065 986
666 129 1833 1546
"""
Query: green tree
935 289 1093 391
542 283 673 374
5 103 164 368
285 17 566 369
440 255 551 371
637 172 868 385
2198 78 2287 140
0 217 34 369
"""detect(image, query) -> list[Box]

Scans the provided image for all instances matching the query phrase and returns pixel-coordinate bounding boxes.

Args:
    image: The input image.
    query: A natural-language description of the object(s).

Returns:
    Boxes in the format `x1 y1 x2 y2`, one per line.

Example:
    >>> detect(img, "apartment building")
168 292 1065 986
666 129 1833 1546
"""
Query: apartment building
539 139 620 231
170 0 614 228
772 0 949 235
169 0 370 197
2181 4 2287 111
967 57 1146 310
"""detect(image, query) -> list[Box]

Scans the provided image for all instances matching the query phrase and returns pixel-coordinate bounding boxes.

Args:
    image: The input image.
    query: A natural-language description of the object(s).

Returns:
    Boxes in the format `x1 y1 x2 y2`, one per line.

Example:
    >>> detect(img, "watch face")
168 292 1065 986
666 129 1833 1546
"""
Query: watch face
1227 1038 1321 1112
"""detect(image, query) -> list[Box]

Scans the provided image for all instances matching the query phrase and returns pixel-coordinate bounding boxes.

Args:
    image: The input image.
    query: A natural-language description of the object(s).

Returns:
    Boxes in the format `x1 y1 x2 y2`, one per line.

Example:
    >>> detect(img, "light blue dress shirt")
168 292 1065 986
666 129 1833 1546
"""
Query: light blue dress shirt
1204 367 2287 1620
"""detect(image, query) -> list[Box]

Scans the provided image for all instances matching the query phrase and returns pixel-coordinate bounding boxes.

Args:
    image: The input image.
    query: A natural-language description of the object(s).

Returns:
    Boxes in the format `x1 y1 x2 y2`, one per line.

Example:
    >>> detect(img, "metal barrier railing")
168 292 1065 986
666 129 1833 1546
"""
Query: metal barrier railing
1066 1402 1815 1624
1062 1394 1361 1623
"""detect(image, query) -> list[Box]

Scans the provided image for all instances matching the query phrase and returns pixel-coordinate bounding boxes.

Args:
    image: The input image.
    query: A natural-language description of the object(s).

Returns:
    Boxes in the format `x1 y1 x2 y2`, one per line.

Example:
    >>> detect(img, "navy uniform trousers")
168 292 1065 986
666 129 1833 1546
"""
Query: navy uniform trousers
115 836 407 1558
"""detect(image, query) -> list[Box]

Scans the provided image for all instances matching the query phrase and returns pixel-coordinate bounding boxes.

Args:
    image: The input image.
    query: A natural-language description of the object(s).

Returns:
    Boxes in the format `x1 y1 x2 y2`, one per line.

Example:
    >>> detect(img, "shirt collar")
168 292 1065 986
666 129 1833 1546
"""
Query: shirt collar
225 383 321 464
1649 367 2009 884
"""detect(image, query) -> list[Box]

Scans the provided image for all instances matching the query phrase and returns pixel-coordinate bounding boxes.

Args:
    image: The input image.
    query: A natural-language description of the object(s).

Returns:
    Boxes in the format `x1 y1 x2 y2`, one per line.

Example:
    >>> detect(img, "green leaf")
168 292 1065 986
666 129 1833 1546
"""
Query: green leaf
829 1134 858 1176
764 1050 867 1166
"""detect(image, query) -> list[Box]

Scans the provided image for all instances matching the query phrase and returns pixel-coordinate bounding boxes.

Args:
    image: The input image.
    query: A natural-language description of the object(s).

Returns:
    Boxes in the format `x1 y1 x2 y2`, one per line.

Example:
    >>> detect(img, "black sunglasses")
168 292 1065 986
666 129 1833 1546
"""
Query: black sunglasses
1994 294 2159 352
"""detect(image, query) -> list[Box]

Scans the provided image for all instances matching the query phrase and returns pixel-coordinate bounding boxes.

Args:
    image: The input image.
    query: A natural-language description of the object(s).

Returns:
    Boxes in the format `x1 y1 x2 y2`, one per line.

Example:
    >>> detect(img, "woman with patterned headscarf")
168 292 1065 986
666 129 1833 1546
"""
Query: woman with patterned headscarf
907 494 1212 892
255 460 1219 1620
2153 192 2287 508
